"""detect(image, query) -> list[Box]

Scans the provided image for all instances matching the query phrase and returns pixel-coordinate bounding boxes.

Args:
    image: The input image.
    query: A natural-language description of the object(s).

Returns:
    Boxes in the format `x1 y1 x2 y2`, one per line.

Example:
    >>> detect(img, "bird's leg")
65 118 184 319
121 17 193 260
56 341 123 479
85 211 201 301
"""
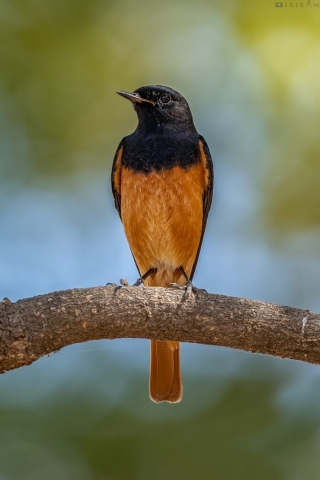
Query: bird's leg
133 267 157 286
107 267 157 288
168 266 205 297
168 267 192 297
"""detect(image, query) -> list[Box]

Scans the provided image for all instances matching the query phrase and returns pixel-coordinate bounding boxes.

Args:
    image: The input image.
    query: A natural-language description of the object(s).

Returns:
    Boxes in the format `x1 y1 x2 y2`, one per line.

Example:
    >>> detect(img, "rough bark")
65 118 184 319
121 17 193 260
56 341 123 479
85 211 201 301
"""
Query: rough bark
0 286 319 374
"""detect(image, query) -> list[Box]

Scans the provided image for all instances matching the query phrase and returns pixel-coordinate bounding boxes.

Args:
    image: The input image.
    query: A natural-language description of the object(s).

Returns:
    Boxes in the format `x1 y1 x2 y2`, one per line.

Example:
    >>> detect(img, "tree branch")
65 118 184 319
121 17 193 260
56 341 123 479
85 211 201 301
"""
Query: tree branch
0 286 319 373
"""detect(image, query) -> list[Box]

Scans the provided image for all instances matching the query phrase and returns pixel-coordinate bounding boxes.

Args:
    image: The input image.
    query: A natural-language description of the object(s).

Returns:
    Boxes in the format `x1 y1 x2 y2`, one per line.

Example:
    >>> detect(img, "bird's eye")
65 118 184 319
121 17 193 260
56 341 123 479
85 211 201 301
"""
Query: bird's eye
160 94 171 104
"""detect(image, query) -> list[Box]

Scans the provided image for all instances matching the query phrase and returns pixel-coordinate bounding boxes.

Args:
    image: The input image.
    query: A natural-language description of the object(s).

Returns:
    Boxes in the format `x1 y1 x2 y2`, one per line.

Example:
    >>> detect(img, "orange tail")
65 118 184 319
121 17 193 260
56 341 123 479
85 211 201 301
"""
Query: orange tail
149 340 183 403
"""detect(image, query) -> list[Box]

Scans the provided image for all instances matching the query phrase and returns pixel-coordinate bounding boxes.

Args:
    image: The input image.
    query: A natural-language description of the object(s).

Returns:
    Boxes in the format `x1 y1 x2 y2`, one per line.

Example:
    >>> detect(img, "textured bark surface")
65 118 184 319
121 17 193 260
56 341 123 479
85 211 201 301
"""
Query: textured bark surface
0 286 319 374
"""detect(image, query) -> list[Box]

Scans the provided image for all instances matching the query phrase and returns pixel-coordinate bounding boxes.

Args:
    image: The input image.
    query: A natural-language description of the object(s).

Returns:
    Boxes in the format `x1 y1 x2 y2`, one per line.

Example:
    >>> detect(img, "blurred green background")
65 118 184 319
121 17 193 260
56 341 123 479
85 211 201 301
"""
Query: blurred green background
1 0 320 478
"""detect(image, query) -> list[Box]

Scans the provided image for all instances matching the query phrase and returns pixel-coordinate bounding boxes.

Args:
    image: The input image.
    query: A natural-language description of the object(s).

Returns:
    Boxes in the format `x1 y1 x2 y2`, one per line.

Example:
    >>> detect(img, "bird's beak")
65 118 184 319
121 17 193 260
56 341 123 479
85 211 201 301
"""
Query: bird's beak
116 91 155 106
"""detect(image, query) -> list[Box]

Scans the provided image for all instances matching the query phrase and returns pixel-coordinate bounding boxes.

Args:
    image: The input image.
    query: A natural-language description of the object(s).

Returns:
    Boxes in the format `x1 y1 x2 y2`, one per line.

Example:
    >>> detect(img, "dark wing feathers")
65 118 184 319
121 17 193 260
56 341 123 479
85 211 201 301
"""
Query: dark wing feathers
111 139 142 276
111 139 124 219
190 136 214 280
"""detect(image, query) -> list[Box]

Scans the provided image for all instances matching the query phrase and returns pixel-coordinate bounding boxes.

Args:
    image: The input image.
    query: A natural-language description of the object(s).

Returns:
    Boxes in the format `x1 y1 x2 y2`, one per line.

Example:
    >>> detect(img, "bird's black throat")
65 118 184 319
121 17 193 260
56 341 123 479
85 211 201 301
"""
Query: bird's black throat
121 129 201 174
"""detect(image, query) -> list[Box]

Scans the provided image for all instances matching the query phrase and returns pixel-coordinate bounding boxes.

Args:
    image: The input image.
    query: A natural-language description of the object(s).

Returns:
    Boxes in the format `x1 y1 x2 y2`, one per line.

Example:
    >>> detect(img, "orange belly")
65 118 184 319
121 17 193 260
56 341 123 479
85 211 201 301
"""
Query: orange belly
121 164 204 287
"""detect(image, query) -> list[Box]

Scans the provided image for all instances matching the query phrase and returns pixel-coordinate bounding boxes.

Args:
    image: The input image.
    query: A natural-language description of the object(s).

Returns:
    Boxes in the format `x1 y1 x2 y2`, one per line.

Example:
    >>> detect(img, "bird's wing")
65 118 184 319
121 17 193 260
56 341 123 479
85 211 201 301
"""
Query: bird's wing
111 138 143 276
111 139 124 219
190 136 214 280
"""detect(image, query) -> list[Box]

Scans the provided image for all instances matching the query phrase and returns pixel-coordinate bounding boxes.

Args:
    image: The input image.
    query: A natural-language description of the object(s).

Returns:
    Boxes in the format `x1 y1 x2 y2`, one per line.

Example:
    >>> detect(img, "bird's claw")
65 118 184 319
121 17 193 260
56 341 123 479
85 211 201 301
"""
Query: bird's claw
106 278 131 287
168 281 206 298
106 277 144 288
168 280 192 298
133 277 144 287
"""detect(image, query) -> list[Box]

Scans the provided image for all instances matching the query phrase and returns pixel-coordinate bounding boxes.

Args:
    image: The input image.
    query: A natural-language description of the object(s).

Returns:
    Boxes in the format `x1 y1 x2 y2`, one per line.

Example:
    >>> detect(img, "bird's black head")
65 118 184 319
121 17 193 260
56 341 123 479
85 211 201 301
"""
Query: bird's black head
117 85 196 133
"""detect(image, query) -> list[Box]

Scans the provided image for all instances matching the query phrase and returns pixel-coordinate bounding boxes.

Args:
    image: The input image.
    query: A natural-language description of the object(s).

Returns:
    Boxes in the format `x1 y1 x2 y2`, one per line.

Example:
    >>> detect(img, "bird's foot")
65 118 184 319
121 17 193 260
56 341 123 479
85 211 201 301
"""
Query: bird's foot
168 281 207 298
106 274 151 288
132 276 145 287
132 267 157 287
168 280 193 298
106 278 131 287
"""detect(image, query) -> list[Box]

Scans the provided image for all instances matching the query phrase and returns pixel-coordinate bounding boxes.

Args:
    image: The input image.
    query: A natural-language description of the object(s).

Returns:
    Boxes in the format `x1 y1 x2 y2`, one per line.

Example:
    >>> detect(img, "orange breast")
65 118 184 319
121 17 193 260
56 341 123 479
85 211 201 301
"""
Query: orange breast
121 164 204 287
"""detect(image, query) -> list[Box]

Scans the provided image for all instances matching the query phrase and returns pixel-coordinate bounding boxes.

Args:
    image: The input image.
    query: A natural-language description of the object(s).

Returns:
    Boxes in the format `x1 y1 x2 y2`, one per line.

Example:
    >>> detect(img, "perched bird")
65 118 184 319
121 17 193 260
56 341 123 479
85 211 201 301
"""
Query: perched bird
111 85 213 403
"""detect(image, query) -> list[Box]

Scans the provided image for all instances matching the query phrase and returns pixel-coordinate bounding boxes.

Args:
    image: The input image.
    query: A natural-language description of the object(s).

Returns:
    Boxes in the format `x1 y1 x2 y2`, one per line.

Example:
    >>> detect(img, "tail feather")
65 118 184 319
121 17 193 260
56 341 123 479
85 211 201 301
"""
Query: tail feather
149 340 183 403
